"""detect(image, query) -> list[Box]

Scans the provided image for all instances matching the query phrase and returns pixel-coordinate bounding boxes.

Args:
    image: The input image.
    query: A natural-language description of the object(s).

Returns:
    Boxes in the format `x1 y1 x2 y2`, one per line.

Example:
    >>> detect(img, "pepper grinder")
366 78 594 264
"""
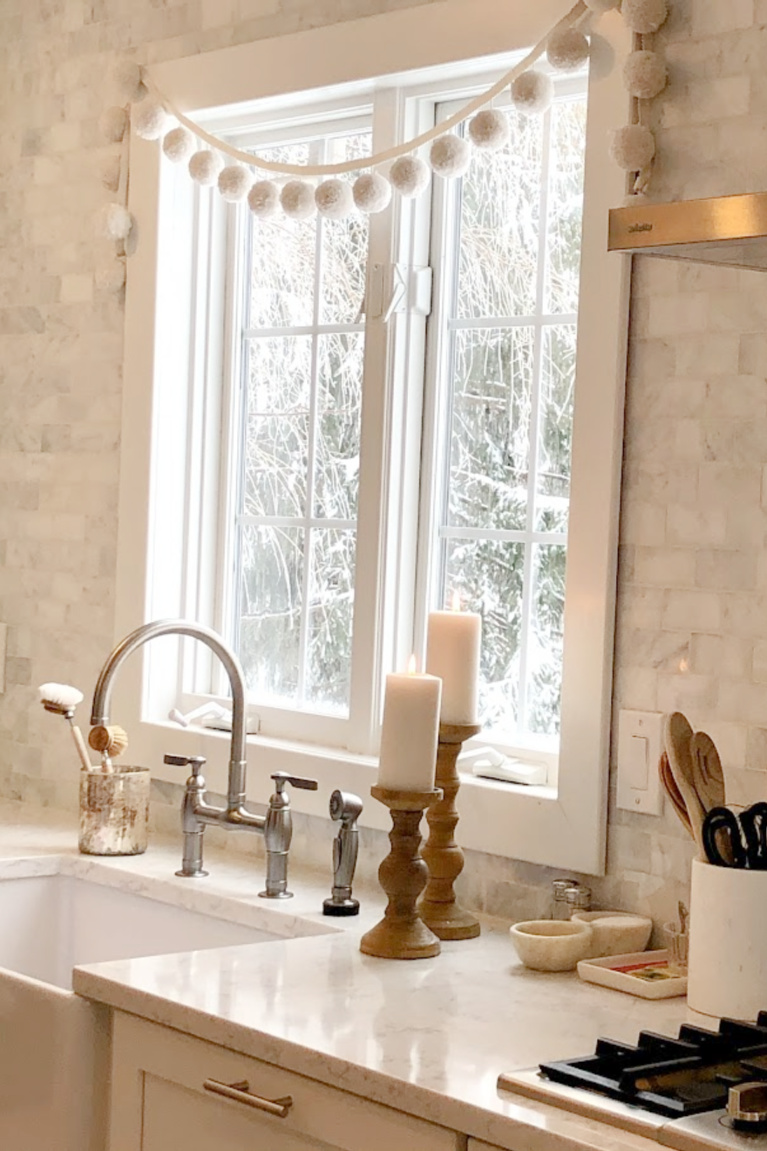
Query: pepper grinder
323 790 362 917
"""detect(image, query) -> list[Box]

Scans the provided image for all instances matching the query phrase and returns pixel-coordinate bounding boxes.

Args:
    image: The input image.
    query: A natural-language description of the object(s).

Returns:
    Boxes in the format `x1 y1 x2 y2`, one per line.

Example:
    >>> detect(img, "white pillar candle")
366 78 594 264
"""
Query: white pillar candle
377 665 441 792
426 605 482 725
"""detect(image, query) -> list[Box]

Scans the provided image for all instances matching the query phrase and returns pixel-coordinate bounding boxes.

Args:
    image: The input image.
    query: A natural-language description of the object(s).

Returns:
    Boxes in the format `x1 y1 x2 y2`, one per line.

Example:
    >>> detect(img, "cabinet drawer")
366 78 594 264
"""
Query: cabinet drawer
111 1012 459 1151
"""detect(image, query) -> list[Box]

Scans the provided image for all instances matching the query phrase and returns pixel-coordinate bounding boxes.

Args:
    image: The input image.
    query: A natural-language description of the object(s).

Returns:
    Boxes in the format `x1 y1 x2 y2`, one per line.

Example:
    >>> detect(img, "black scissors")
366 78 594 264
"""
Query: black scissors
702 803 767 869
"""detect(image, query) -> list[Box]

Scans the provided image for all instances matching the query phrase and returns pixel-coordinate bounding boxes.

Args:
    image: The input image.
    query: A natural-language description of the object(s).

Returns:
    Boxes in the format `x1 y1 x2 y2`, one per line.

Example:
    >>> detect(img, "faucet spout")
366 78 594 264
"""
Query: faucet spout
91 619 249 811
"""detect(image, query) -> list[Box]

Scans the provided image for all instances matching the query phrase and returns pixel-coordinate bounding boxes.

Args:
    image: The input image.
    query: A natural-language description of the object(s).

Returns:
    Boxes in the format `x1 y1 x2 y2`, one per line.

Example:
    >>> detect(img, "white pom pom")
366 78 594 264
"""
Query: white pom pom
99 106 128 144
280 180 316 220
248 180 280 219
162 127 195 163
188 150 223 186
390 155 430 198
621 0 668 32
217 164 251 202
547 28 591 72
315 178 354 220
133 99 169 141
429 134 472 178
112 58 146 103
623 50 667 99
99 153 121 192
610 124 656 170
468 109 509 151
510 70 554 115
352 172 392 214
584 0 620 11
95 258 126 293
101 202 133 241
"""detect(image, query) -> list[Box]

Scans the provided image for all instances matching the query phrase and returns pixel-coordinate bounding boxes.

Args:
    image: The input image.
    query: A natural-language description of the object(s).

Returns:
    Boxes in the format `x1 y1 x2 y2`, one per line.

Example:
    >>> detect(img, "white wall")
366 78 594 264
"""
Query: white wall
1 0 765 926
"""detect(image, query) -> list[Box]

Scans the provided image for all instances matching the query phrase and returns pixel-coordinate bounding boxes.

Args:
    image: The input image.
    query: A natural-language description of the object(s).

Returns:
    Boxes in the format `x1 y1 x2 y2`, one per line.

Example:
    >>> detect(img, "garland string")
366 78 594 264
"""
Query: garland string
143 0 587 178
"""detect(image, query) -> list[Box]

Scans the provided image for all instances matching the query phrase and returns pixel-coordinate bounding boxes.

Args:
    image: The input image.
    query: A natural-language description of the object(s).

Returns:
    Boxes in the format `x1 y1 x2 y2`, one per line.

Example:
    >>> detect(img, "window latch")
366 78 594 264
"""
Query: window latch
367 262 433 322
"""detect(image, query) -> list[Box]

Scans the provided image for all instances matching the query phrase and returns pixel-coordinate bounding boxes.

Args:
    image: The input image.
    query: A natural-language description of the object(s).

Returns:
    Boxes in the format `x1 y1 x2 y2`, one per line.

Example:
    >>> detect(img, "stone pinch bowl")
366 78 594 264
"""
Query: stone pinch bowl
510 919 593 972
570 910 653 959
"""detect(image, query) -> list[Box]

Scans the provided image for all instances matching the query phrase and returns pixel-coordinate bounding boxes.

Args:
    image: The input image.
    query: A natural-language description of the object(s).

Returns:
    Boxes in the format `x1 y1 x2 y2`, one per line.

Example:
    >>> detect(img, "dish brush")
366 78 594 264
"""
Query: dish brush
38 682 93 772
88 724 128 773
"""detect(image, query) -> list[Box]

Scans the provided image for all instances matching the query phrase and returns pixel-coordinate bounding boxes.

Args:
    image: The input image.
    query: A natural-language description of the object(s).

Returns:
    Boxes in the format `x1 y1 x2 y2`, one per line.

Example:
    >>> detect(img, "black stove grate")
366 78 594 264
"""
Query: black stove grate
540 1012 767 1117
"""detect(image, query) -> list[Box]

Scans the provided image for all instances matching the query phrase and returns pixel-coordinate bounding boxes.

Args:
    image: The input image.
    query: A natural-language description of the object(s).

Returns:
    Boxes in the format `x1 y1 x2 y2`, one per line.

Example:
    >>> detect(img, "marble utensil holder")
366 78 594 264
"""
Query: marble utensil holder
79 765 150 856
687 858 767 1019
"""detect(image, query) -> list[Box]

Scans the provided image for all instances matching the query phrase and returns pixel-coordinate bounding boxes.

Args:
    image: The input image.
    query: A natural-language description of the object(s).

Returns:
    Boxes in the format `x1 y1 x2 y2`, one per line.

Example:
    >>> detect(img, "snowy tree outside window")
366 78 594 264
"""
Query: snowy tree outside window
226 81 587 749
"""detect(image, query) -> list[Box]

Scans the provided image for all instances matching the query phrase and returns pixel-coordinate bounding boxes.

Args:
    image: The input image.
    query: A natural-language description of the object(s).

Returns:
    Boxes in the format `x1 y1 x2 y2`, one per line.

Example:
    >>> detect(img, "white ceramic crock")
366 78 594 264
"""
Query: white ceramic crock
687 857 767 1019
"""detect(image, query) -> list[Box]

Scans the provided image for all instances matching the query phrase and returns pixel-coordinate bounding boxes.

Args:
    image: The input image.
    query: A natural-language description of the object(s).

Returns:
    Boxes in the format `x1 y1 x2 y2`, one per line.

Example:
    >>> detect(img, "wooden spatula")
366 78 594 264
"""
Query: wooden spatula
689 730 726 813
663 712 707 859
658 750 693 836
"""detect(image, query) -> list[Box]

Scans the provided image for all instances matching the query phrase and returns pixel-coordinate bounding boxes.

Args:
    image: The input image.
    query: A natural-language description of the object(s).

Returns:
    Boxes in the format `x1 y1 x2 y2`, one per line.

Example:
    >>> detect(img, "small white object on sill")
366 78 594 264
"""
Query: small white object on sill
462 746 547 787
168 704 260 734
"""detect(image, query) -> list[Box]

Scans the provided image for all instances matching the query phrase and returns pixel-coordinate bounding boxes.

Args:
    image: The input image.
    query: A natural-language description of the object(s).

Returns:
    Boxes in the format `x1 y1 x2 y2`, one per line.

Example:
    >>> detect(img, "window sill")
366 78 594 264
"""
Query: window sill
145 717 560 858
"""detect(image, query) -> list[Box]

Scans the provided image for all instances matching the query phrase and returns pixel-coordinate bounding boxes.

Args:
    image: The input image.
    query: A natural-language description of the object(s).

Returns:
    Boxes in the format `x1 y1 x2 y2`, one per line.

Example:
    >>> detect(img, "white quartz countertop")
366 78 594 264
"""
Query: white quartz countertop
0 800 707 1151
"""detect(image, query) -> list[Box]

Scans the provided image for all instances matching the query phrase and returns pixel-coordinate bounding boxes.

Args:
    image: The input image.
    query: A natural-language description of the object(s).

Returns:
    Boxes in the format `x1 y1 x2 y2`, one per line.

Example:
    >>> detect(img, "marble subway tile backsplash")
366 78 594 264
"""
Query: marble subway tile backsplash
2 0 767 926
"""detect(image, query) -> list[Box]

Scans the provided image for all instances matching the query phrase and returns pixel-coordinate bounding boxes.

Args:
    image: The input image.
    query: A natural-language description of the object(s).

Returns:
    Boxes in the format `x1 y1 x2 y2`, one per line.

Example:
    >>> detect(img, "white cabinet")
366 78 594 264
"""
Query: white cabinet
109 1012 461 1151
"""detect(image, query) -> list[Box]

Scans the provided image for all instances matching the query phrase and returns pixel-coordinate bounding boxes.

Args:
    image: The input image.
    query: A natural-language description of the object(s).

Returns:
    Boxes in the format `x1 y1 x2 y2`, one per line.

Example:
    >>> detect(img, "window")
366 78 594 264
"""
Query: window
118 1 630 873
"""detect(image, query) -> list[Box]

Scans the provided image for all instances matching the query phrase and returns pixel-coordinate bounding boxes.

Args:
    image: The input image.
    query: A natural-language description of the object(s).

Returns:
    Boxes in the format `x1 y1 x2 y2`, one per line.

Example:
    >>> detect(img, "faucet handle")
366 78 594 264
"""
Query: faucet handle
164 753 206 778
270 771 319 793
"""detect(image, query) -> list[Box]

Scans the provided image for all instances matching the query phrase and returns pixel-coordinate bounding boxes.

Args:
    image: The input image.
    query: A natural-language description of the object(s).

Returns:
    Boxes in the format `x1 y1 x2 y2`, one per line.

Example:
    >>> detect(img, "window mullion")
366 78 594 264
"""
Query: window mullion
518 105 554 735
296 144 326 706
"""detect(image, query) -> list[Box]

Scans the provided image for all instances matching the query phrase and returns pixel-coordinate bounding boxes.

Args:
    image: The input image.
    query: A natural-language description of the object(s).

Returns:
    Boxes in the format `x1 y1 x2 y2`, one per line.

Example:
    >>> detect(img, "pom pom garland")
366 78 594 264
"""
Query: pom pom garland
510 70 554 115
280 180 316 220
468 109 509 151
429 134 472 178
621 0 669 33
248 180 280 219
133 99 169 141
218 164 251 202
315 178 354 219
162 127 195 163
623 50 667 99
610 124 656 171
101 202 133 241
112 58 146 103
99 106 128 144
547 28 590 72
389 155 430 198
352 172 391 214
188 150 223 186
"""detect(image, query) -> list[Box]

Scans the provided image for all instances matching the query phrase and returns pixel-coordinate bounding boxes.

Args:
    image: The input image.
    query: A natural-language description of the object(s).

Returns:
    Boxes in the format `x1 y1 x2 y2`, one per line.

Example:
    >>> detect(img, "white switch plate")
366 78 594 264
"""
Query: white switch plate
616 709 664 815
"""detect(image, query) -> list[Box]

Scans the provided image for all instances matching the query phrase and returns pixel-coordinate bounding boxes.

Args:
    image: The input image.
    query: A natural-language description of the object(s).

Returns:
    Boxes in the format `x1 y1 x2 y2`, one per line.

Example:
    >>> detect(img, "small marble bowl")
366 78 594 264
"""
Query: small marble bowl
571 911 653 958
510 919 593 972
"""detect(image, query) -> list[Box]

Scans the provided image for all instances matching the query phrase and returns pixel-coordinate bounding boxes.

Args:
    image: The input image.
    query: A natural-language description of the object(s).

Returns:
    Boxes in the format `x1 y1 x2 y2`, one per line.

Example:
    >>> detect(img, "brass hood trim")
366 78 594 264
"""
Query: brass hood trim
608 192 767 271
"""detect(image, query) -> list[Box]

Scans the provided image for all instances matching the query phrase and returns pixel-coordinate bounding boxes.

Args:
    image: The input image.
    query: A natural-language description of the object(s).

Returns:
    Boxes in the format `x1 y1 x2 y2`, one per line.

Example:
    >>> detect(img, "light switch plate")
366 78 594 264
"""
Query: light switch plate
616 709 663 815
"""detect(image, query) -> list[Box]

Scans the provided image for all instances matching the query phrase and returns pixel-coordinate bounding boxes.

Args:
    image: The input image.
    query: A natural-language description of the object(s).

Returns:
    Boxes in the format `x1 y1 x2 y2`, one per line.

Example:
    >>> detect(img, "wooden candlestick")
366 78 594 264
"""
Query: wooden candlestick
419 722 482 940
360 785 443 960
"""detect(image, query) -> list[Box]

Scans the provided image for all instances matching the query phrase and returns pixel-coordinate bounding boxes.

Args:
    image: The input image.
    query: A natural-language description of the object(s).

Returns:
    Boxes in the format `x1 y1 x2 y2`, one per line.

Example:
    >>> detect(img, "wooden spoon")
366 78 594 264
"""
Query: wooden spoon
689 730 726 813
658 750 693 836
663 712 707 858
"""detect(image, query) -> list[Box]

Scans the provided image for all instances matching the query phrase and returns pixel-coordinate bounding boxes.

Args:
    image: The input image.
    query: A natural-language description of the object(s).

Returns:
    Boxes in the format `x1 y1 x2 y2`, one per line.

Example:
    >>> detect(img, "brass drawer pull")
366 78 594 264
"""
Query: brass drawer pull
203 1078 293 1118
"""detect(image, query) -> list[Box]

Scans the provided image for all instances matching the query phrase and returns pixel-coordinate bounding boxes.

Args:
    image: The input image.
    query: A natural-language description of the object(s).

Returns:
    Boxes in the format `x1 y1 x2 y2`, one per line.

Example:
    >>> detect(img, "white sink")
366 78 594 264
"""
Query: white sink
0 873 279 991
0 866 322 1151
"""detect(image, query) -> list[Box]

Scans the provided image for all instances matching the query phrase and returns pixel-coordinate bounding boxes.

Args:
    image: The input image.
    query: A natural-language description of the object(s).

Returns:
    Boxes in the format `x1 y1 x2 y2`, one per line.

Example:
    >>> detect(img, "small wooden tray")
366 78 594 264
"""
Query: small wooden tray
577 949 687 999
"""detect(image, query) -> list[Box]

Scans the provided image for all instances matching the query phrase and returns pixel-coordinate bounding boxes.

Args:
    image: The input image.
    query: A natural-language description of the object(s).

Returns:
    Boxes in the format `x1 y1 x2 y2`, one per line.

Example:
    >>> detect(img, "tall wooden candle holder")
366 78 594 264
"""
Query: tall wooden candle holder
419 722 482 940
360 785 443 960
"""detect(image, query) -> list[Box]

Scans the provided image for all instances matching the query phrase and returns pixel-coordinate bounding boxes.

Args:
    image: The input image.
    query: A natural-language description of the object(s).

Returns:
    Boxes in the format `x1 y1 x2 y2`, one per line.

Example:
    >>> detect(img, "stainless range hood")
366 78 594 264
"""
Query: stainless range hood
608 192 767 272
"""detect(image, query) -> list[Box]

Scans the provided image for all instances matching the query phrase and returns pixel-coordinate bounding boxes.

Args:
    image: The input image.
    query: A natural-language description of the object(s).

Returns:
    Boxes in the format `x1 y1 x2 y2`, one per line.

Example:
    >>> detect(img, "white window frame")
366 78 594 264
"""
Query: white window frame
114 0 630 875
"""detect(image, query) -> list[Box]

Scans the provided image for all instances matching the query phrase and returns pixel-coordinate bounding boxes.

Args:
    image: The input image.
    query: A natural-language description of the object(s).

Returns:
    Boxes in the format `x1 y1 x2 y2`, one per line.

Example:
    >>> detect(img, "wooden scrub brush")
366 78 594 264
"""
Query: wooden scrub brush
88 724 128 773
38 682 93 771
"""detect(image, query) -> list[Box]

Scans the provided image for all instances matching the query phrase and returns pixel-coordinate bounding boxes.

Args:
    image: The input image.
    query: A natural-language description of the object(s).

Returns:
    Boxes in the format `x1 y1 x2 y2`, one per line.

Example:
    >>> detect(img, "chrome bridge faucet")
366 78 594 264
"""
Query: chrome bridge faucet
90 619 317 898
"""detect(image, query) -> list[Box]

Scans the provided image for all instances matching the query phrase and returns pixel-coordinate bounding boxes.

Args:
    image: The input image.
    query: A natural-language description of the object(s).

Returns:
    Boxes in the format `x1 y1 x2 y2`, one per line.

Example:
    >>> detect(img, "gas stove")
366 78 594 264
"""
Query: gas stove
499 1012 767 1150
